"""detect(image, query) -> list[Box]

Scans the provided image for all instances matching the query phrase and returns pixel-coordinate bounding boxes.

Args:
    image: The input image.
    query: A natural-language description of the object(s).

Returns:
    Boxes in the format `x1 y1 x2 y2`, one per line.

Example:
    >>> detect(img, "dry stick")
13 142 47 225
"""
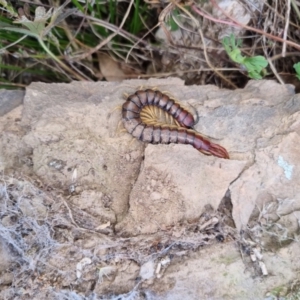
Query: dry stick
68 61 94 80
73 12 165 59
76 14 140 45
177 4 238 89
0 82 26 88
125 3 175 63
125 24 160 63
192 5 236 26
98 67 240 79
126 2 204 64
265 0 300 29
159 3 178 45
267 57 285 84
272 0 278 46
125 7 158 63
62 19 80 51
61 196 79 228
75 0 135 61
192 0 292 84
282 0 291 57
193 2 300 51
271 51 300 61
261 5 284 84
63 3 90 52
273 0 278 40
291 0 300 20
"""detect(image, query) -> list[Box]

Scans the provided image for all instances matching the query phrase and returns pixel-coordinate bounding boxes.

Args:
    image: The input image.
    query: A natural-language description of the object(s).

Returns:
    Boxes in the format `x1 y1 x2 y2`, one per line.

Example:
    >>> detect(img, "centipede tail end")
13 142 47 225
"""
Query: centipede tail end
207 142 230 159
192 134 229 159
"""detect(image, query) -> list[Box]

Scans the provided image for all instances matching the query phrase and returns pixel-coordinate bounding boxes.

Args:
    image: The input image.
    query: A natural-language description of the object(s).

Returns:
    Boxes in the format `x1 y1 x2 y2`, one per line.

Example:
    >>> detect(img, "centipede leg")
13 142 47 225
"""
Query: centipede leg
187 103 199 126
117 120 126 134
108 104 127 137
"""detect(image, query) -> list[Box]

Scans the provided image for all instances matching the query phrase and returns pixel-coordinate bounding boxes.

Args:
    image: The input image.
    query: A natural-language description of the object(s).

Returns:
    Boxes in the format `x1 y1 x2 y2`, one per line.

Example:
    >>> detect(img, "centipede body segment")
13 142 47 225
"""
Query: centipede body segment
122 89 229 159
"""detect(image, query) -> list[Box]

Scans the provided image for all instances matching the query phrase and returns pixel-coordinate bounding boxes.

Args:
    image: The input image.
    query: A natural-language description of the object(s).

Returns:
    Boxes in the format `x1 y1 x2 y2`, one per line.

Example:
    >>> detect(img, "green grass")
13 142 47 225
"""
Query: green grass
0 0 150 88
2 0 294 89
293 62 300 80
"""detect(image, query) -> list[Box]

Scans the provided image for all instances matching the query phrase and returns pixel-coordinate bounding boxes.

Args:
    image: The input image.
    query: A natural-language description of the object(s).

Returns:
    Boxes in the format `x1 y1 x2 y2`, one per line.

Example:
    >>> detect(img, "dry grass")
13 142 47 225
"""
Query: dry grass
0 0 300 89
0 171 235 299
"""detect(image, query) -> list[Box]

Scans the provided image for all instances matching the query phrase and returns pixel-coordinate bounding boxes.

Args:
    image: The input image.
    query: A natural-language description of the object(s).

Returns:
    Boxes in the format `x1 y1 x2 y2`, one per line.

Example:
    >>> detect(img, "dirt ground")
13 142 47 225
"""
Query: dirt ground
0 79 299 299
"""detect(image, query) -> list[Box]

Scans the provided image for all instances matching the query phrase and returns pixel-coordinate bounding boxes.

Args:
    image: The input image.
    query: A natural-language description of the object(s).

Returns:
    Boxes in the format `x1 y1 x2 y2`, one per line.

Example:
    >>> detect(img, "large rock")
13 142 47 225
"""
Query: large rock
116 144 246 235
0 79 299 299
20 79 299 234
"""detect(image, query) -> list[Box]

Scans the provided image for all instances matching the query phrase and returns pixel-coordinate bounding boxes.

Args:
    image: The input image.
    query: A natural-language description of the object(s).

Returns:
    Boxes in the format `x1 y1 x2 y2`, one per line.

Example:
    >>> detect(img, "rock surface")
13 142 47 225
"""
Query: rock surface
0 79 299 299
0 89 24 116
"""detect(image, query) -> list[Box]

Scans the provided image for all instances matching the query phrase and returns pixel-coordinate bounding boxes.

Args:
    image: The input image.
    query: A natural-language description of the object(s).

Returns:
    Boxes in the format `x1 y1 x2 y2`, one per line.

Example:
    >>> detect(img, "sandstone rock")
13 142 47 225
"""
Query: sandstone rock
0 79 299 299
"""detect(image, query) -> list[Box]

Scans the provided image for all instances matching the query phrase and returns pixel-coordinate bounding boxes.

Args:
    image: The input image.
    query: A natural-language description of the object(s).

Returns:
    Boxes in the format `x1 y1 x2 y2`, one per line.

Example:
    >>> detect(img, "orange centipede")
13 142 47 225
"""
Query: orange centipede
122 89 229 159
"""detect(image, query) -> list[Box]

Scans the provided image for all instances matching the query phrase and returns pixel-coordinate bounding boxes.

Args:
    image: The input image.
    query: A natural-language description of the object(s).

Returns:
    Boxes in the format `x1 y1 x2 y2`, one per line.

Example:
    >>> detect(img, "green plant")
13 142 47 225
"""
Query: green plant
128 0 146 35
0 4 82 76
166 8 181 31
293 62 300 80
0 0 150 87
165 6 192 32
222 34 268 79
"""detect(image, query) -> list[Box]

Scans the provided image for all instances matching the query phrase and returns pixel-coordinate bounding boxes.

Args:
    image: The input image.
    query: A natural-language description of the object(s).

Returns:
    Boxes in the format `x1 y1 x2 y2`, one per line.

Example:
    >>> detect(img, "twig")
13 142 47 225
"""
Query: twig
291 0 300 21
271 51 300 61
267 57 284 84
125 23 160 63
178 4 238 88
264 0 300 29
193 1 300 51
75 0 135 60
282 0 291 57
191 4 240 27
0 82 27 88
61 196 79 228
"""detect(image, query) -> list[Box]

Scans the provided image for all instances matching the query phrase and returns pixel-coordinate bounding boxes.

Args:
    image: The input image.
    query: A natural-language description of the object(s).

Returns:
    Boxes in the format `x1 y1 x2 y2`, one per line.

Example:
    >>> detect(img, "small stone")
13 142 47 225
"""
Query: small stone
151 179 156 187
140 260 155 280
150 192 161 201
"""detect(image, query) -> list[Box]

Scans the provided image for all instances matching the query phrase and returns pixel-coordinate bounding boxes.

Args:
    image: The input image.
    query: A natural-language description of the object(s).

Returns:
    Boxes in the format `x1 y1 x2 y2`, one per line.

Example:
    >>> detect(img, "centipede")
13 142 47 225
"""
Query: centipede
122 89 229 159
